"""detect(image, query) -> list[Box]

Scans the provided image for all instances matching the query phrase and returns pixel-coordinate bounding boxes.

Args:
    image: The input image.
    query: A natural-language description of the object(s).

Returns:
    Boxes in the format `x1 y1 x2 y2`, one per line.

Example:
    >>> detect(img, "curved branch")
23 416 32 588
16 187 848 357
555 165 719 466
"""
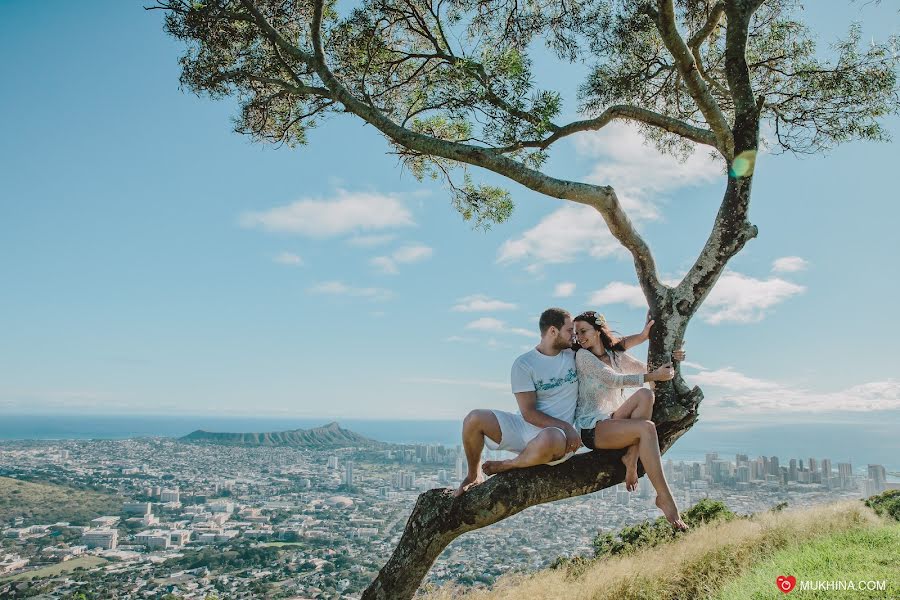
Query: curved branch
654 0 735 158
494 104 719 153
361 396 702 600
687 2 731 98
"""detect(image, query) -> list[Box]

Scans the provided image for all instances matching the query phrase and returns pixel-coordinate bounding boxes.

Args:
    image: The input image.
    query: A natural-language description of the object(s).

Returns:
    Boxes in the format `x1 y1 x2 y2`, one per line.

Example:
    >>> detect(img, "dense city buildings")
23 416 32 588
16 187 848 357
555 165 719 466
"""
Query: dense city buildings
0 437 894 598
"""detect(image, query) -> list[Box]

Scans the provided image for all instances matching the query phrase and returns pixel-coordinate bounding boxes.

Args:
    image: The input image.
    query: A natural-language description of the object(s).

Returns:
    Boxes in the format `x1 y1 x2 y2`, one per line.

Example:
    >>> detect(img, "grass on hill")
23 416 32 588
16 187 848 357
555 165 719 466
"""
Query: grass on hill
0 556 107 583
0 476 121 526
424 495 899 600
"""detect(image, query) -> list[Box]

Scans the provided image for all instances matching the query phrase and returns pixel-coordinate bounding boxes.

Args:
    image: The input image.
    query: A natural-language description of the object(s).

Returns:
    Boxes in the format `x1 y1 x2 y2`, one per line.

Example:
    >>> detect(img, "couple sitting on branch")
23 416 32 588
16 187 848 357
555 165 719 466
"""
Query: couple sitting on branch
454 307 688 531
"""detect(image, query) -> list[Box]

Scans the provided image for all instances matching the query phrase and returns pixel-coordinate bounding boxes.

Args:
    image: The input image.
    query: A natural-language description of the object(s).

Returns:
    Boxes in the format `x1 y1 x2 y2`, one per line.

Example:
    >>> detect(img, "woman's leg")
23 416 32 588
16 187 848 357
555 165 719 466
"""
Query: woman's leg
592 418 687 530
610 388 654 491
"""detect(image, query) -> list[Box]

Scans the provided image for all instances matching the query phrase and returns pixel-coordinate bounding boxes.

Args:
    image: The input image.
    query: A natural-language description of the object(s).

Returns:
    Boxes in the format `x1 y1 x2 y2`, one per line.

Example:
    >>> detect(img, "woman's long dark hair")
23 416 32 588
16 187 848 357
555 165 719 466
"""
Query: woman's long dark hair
573 311 626 353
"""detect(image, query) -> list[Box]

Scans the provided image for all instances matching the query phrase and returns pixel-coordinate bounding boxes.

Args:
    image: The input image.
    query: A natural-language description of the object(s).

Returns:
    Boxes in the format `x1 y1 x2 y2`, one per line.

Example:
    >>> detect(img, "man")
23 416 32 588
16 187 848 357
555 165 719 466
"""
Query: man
453 308 583 497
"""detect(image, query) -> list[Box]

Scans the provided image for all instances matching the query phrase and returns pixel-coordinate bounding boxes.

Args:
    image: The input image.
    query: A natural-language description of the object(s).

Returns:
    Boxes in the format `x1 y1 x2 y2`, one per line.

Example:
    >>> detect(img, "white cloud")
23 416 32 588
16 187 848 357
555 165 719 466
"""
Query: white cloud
308 280 393 301
371 244 433 274
497 204 626 272
402 377 508 392
465 317 535 338
273 252 303 266
347 234 397 247
772 256 809 273
576 122 723 221
499 123 723 272
680 360 708 371
554 282 576 298
584 270 803 324
689 366 900 414
588 281 647 309
238 189 414 237
370 256 399 274
689 367 780 391
451 295 517 312
700 271 805 324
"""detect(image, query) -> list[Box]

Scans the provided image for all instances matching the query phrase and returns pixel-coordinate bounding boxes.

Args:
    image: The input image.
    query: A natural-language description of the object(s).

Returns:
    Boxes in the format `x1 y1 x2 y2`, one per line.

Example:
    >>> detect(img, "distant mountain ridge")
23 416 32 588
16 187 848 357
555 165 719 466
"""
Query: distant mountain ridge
179 421 379 448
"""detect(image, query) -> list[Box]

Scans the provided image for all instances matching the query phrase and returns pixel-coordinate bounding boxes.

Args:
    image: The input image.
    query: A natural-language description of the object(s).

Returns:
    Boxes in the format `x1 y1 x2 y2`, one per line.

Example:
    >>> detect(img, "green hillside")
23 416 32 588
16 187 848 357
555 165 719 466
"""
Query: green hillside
425 491 900 600
0 476 121 526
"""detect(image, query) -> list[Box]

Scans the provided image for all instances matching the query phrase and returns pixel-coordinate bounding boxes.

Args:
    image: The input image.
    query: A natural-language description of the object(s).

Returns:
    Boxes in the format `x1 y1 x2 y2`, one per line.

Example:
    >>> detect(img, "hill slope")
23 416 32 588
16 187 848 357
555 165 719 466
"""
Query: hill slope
179 421 378 448
0 476 121 526
425 497 900 600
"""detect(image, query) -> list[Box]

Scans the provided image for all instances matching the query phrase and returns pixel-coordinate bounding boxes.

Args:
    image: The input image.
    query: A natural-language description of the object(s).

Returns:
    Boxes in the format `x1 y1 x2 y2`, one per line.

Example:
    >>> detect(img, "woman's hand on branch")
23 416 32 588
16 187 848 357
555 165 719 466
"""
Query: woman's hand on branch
648 362 675 382
641 310 655 340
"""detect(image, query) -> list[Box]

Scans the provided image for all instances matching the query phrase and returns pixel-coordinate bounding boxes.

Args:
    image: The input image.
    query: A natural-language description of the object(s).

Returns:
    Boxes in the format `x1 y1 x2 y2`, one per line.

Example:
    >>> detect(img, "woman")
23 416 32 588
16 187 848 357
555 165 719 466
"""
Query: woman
573 310 688 530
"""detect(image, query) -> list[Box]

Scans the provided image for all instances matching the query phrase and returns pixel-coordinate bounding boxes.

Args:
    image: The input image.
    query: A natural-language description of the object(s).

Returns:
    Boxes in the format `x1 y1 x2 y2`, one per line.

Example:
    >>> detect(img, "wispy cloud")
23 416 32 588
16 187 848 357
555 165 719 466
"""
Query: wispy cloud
273 252 303 266
585 270 804 324
308 280 393 301
465 317 535 338
683 364 900 414
772 256 809 273
451 295 517 312
499 123 723 272
700 271 805 324
370 244 433 274
576 121 723 221
588 281 647 309
554 282 576 298
497 204 626 272
686 366 780 391
239 189 414 237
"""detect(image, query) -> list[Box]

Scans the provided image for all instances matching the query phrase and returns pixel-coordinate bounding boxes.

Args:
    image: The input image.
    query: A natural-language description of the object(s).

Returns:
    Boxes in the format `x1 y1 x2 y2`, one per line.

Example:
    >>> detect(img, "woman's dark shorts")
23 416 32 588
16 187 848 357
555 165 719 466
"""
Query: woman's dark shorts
580 427 596 450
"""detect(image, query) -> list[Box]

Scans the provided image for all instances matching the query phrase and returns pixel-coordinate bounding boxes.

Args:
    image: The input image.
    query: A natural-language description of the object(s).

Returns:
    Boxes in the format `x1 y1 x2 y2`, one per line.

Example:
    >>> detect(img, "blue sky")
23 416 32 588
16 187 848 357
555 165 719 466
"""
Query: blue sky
1 1 898 425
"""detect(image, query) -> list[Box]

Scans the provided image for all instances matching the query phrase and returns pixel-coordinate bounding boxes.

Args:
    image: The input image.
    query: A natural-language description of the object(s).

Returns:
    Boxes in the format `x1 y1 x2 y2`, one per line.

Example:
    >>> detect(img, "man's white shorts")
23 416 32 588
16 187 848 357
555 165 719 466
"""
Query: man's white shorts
484 410 588 465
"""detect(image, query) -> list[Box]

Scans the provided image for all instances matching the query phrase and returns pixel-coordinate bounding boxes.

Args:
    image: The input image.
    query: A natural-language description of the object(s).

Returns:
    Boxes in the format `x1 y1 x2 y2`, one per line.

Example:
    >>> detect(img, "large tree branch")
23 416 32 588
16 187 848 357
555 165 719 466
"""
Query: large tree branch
494 104 719 153
686 2 731 98
676 2 762 317
361 398 702 600
653 0 735 158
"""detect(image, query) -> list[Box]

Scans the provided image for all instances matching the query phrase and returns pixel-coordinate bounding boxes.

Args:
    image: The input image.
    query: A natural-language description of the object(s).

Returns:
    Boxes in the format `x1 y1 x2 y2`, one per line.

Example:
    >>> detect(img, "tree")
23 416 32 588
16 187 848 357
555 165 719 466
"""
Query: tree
151 0 899 597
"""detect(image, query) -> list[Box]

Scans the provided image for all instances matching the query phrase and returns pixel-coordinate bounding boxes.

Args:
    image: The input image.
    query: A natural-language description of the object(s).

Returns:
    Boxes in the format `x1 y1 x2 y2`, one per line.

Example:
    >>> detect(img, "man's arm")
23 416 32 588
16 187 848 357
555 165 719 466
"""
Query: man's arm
514 391 581 453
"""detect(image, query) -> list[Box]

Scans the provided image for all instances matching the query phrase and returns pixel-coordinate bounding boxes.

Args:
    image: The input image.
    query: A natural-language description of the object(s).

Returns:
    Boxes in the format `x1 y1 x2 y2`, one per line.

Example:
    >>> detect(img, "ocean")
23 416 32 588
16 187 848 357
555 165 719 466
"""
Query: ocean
0 413 897 474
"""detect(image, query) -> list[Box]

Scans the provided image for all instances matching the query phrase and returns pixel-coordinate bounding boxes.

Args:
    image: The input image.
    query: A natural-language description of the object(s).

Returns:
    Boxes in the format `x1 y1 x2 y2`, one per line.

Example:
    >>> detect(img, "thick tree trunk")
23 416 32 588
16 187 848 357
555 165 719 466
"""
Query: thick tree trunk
361 385 702 600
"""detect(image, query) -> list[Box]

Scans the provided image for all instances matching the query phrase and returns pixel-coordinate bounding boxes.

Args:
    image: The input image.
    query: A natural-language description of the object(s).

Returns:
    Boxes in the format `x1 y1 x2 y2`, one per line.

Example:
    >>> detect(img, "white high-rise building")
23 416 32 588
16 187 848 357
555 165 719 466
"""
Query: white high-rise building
327 456 339 470
343 462 354 487
160 489 180 503
81 529 118 550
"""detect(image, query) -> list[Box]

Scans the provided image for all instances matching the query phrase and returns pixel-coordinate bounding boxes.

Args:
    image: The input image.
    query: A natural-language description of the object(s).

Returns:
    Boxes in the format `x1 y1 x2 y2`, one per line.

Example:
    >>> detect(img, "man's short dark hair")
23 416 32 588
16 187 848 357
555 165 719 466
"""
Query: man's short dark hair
539 308 570 336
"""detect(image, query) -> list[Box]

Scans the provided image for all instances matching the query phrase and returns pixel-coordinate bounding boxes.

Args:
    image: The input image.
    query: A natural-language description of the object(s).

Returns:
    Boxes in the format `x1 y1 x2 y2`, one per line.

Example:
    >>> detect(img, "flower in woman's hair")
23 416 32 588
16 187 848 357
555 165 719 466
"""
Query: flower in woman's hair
594 313 606 326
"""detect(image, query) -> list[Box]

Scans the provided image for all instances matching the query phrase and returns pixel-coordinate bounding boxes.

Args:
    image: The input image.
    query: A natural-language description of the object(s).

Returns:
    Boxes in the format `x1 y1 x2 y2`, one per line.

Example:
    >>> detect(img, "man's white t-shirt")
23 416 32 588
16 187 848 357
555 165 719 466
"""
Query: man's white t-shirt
510 348 578 424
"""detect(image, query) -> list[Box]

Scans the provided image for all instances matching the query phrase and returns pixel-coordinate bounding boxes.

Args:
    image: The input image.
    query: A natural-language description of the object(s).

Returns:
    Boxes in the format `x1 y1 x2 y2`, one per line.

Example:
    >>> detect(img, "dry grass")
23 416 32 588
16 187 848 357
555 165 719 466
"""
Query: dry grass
422 501 886 600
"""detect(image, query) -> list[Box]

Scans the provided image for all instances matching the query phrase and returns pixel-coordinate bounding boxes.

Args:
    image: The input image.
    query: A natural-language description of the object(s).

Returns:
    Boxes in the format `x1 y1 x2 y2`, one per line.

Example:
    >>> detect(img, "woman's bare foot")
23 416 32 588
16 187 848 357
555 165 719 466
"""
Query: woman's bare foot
655 495 688 531
621 446 639 492
452 473 484 497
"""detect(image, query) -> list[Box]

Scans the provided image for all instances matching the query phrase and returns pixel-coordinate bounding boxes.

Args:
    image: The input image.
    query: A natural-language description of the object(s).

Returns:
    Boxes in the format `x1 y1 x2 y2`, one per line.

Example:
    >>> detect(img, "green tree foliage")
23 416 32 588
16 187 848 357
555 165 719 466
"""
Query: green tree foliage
153 0 899 226
865 489 900 521
592 498 735 558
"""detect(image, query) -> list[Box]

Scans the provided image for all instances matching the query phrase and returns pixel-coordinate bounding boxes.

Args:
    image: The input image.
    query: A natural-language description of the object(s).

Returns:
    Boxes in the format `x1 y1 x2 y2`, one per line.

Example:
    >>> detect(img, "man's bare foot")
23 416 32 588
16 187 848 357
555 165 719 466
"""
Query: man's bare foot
452 473 484 497
655 496 688 531
482 460 515 476
621 446 639 492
